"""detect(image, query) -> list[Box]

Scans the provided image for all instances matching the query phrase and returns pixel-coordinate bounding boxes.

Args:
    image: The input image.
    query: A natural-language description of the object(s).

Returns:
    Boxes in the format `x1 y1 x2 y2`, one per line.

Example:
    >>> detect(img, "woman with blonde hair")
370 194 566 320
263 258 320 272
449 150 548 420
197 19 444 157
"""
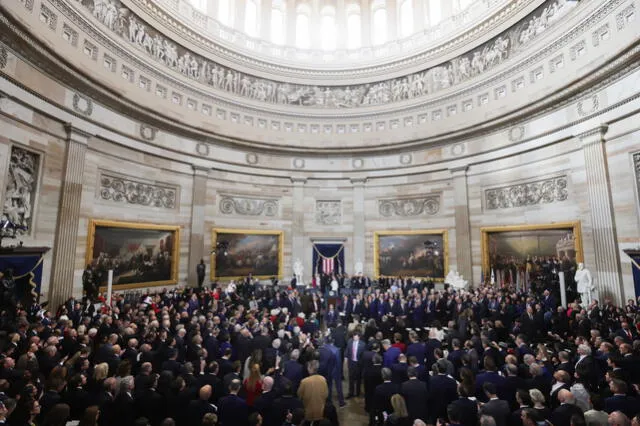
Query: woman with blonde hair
243 363 263 407
87 362 109 395
385 394 411 426
529 388 551 420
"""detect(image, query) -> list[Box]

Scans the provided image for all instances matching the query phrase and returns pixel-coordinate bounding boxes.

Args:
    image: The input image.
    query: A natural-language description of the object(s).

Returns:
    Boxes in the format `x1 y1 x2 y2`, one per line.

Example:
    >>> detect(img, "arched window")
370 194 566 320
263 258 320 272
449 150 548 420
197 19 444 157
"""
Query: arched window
399 0 413 37
189 0 206 12
296 7 311 49
218 0 232 26
320 6 336 50
271 5 285 45
372 7 387 45
347 12 361 49
428 0 442 26
245 0 258 37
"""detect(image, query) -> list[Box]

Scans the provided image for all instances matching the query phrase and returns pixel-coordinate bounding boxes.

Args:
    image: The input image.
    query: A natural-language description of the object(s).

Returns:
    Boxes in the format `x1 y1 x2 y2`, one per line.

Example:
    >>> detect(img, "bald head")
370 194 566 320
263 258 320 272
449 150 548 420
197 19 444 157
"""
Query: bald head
199 385 212 400
558 389 574 404
262 376 274 392
609 411 631 426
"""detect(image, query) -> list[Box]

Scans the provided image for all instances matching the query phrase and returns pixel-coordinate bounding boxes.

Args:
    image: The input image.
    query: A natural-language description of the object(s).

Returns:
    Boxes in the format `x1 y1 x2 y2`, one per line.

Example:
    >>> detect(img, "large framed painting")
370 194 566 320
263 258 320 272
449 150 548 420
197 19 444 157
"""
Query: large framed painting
211 228 283 280
86 220 180 290
480 221 583 286
374 230 448 280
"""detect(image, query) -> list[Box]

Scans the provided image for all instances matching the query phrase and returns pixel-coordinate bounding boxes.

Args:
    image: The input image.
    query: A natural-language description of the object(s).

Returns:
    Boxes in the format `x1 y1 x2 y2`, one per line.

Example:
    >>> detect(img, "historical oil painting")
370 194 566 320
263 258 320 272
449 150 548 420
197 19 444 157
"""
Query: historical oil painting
481 222 583 289
86 220 180 289
211 229 283 280
374 230 448 280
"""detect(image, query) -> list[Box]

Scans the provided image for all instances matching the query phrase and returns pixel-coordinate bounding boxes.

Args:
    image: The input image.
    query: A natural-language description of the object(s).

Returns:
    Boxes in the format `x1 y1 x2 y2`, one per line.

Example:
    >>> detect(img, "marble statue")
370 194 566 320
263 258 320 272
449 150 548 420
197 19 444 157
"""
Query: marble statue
3 147 38 235
575 262 594 305
354 260 363 276
293 258 303 286
445 269 468 289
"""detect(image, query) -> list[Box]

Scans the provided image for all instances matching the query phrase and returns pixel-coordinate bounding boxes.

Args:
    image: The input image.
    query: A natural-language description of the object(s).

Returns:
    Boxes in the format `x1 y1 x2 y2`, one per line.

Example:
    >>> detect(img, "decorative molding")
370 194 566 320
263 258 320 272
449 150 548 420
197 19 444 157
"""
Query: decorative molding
246 153 259 164
70 0 573 110
20 0 34 12
578 125 608 145
98 171 177 209
399 153 413 165
293 158 305 169
485 175 568 210
0 45 6 69
72 93 93 116
508 126 525 142
2 145 40 236
315 200 341 225
139 124 157 141
219 195 278 216
577 94 600 116
616 4 636 30
451 143 466 156
378 196 441 217
195 142 210 156
352 158 364 169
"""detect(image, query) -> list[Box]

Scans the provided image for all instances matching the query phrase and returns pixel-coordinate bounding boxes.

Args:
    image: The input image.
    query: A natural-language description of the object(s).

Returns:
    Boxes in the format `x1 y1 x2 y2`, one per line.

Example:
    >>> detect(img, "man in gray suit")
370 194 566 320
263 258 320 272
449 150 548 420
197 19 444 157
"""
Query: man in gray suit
480 382 511 426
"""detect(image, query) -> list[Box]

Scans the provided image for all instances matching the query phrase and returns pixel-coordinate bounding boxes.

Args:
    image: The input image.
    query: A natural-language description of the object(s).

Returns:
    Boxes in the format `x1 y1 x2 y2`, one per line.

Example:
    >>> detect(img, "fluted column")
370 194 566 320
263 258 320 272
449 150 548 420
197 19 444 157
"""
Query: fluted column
49 124 89 307
450 167 473 286
579 125 624 304
291 177 306 279
352 178 366 274
187 166 209 287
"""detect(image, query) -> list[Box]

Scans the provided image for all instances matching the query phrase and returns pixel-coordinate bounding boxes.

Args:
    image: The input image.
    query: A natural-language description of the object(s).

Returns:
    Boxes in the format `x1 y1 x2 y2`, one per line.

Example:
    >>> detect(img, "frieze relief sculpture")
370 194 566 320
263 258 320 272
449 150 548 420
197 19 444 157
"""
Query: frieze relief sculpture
485 176 568 210
2 146 40 235
316 201 341 225
218 196 278 216
378 196 440 217
76 0 572 109
99 173 177 209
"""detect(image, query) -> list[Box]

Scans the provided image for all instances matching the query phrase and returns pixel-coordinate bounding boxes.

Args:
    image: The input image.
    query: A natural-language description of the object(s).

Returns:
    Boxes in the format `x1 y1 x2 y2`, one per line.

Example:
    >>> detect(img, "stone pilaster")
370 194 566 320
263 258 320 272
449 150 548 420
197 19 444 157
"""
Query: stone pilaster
291 177 306 279
49 124 89 307
187 166 209 287
450 166 473 286
361 0 371 46
579 125 624 303
351 178 366 274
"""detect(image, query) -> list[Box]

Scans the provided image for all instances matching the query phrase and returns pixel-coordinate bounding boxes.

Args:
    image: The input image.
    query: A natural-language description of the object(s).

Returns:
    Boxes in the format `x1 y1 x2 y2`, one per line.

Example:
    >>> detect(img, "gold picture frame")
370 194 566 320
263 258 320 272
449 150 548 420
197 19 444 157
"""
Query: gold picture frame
374 230 449 281
480 221 584 278
211 228 284 281
86 219 180 290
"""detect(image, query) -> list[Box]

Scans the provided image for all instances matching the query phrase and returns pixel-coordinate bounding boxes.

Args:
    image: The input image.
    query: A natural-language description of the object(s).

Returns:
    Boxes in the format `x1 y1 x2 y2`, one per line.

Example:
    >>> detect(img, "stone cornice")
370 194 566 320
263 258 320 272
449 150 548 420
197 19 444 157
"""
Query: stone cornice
577 125 609 145
64 122 92 144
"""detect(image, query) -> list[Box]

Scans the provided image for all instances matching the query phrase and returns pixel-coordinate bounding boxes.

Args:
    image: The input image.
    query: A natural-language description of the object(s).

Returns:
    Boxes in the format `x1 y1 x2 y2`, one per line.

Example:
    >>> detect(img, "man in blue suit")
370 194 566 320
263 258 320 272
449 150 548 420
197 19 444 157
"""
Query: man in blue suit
320 336 345 407
428 359 458 424
382 339 400 368
604 379 638 419
346 332 365 398
475 356 507 402
282 349 303 393
218 379 249 426
406 331 426 365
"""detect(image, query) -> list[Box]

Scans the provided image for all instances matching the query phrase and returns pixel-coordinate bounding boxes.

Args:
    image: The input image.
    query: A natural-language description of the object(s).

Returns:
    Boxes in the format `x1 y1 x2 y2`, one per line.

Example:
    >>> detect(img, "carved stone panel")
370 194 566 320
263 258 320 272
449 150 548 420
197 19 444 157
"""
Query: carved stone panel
485 175 568 210
219 195 278 216
2 146 40 235
316 201 341 225
99 172 177 209
378 196 440 217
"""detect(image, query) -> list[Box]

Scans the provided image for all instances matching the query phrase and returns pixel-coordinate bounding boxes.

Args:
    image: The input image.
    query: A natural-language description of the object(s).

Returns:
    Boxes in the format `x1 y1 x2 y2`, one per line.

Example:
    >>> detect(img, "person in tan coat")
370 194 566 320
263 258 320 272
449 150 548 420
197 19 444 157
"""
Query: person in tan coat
297 359 329 422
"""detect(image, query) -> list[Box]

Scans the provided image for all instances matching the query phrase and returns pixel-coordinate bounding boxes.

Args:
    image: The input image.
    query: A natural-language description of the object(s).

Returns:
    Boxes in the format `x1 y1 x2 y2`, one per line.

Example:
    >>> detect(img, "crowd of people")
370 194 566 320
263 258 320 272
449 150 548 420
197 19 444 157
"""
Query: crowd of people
1 273 640 426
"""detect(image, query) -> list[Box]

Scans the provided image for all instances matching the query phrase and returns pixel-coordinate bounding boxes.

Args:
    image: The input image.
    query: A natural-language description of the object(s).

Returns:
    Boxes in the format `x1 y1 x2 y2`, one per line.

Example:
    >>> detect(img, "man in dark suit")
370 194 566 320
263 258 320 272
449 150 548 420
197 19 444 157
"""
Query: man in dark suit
549 370 571 410
346 333 365 398
604 379 637 419
475 356 507 402
114 376 136 426
218 379 249 426
364 354 383 418
616 322 636 343
374 368 399 423
188 385 218 426
282 350 304 393
555 351 575 378
391 354 409 385
253 377 278 426
449 384 479 426
134 374 164 425
401 366 429 422
406 331 426 365
63 374 90 421
479 382 510 426
550 390 584 426
429 359 459 424
197 361 224 404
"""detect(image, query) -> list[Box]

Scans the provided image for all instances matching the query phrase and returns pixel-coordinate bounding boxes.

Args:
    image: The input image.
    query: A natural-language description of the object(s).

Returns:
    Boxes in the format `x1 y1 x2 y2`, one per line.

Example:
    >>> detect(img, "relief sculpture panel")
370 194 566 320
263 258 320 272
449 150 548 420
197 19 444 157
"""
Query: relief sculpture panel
218 195 278 217
378 196 441 217
2 146 40 235
485 176 568 210
72 0 574 109
99 172 177 209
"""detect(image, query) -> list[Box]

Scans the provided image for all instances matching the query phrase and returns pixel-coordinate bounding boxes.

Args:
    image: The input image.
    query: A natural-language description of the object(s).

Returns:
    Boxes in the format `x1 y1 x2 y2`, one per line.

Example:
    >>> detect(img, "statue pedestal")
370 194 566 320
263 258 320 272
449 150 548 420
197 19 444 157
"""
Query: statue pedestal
0 246 50 307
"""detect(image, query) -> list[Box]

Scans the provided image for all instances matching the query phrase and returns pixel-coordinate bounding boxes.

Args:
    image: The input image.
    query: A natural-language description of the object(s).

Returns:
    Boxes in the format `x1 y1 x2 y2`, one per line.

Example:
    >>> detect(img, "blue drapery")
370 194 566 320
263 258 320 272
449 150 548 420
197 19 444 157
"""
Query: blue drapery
312 243 344 275
0 254 44 303
628 253 640 298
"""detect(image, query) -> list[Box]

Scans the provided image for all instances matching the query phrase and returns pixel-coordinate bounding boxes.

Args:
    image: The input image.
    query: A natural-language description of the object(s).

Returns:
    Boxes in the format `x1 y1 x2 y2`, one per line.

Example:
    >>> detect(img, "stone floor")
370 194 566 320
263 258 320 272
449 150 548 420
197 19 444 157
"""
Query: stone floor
333 375 369 426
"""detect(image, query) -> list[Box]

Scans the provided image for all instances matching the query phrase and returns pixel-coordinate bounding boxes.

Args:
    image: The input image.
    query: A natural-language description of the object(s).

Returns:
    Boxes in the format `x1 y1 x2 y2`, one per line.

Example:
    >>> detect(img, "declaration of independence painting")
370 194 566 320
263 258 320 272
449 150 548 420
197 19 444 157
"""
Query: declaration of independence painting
211 229 283 280
481 222 583 287
374 230 448 280
86 220 180 290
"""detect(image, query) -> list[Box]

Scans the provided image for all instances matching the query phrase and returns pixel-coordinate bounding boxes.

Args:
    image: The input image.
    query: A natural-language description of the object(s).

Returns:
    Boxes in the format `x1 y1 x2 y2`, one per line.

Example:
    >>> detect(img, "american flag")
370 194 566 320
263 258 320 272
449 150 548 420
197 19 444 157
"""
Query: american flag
322 256 334 275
